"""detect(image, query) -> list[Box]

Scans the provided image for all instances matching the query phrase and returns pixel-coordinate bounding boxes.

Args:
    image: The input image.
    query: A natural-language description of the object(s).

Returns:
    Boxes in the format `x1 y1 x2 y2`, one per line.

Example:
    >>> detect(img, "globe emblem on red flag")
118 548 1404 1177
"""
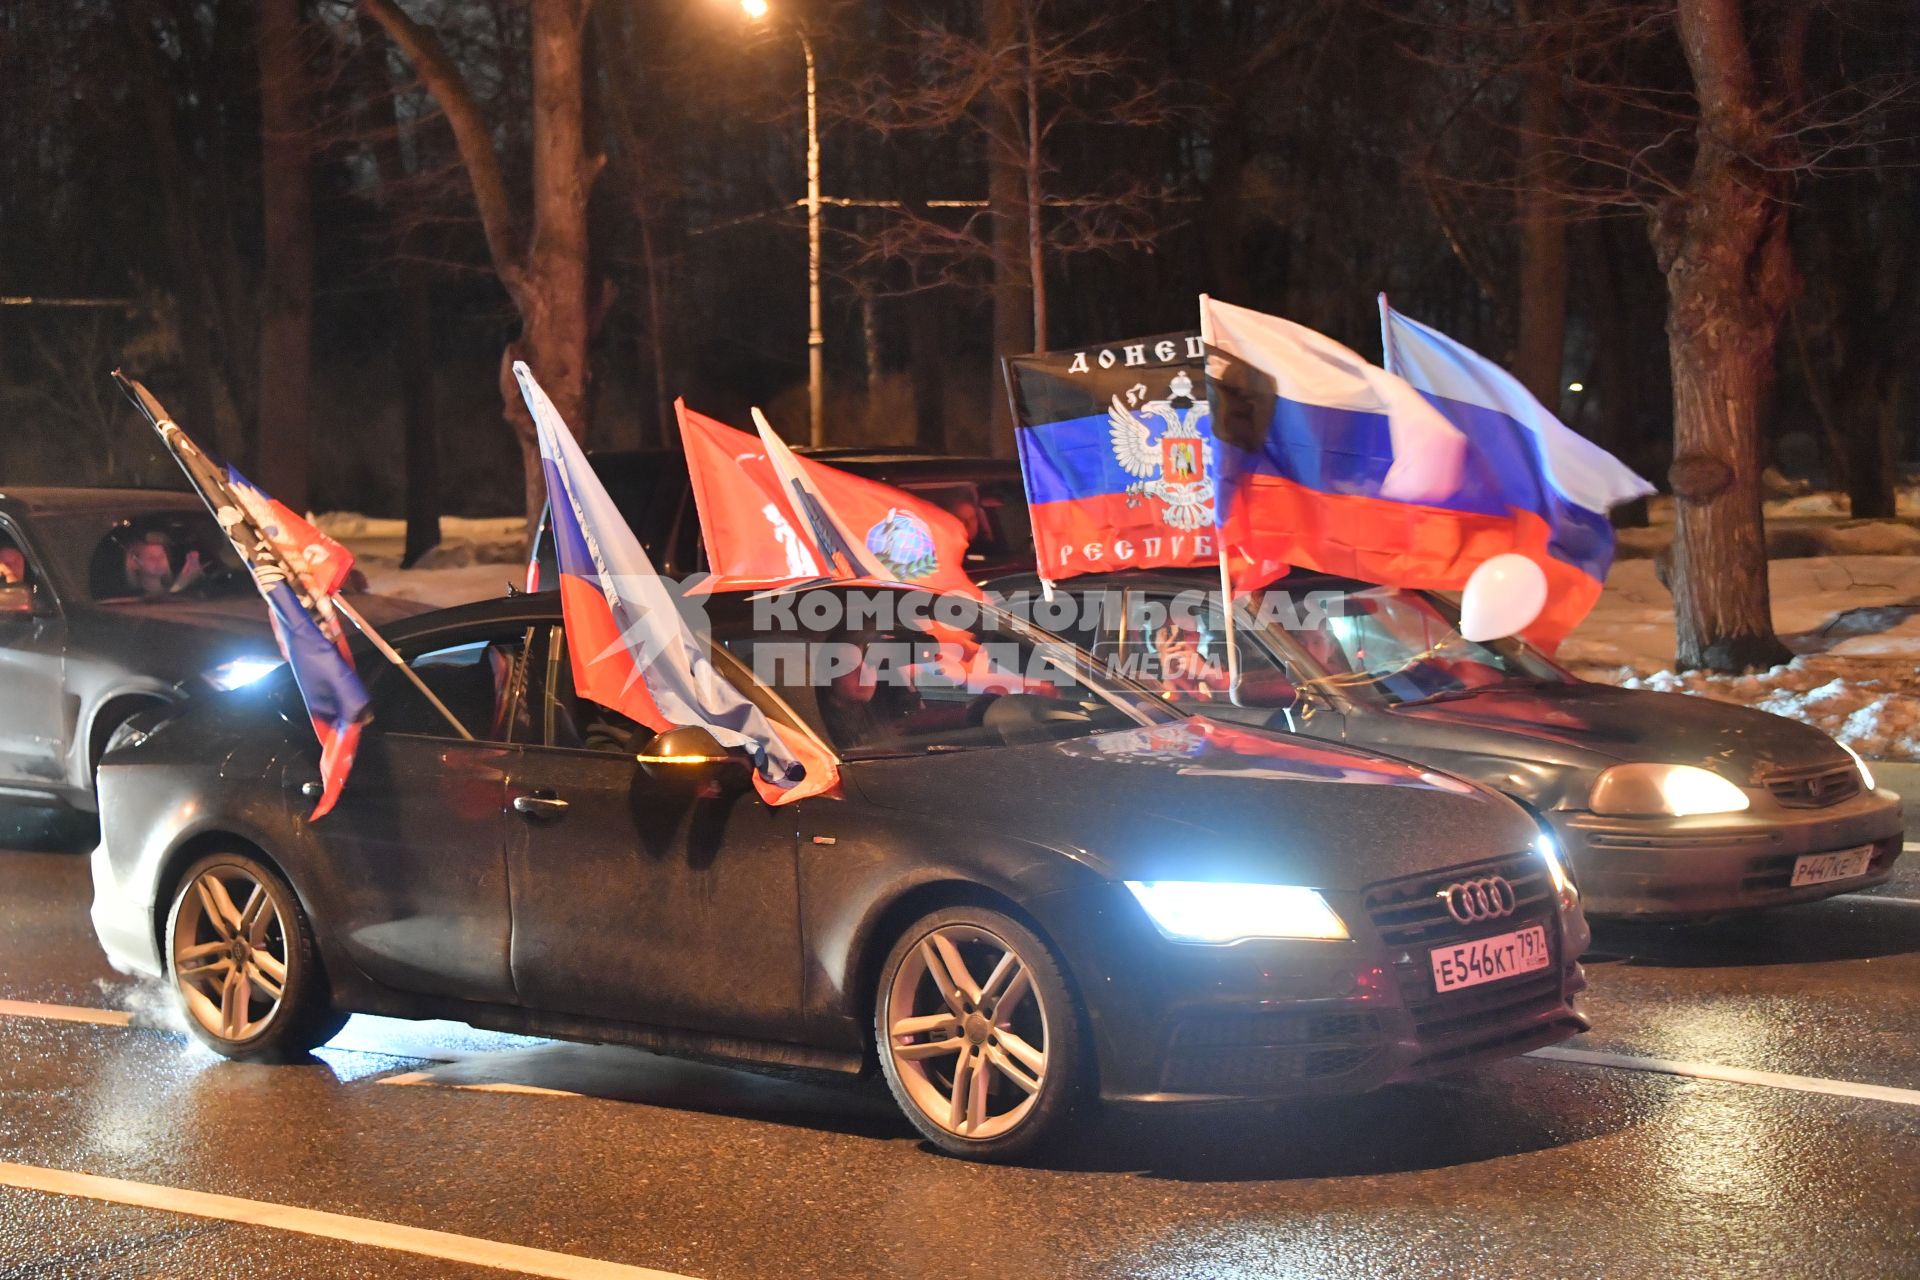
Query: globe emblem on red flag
864 508 941 581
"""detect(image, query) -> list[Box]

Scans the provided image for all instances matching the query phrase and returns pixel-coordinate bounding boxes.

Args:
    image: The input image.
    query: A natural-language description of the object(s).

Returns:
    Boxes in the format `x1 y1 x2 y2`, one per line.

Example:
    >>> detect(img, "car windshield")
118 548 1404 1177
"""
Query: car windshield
722 591 1178 759
1268 582 1572 707
86 511 253 603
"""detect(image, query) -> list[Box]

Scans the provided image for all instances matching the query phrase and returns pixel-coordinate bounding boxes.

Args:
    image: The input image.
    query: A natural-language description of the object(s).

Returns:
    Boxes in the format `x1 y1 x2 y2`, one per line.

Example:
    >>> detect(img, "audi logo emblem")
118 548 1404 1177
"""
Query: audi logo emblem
1439 876 1517 924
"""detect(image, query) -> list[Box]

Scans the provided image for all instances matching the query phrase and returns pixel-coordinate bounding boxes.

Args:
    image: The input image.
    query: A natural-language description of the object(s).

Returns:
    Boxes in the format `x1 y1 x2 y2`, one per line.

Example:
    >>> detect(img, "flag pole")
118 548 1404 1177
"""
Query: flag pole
1377 292 1395 375
332 596 474 742
1000 354 1055 603
1198 295 1242 705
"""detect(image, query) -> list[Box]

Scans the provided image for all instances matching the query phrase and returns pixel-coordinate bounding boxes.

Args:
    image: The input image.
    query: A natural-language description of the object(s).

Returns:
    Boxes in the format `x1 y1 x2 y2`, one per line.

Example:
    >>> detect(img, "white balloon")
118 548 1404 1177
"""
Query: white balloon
1459 553 1549 642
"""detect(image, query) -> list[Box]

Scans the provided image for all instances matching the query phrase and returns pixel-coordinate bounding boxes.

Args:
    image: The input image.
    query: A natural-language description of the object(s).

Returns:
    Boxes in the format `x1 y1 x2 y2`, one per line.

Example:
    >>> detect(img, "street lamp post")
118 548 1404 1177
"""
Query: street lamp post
742 0 825 447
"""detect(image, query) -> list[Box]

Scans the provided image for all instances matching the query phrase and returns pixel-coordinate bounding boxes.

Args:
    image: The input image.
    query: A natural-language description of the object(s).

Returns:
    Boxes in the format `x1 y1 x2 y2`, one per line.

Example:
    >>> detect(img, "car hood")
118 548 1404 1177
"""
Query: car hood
1376 680 1854 786
843 718 1542 891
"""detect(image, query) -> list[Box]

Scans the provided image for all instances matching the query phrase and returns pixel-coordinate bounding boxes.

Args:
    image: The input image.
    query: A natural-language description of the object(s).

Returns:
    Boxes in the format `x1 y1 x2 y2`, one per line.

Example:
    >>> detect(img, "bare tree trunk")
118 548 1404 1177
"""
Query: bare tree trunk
1842 370 1902 519
397 265 441 567
362 0 597 539
1513 0 1567 409
1650 0 1799 672
638 207 672 447
1584 220 1648 528
907 284 950 452
255 0 312 511
984 0 1033 452
1023 1 1045 351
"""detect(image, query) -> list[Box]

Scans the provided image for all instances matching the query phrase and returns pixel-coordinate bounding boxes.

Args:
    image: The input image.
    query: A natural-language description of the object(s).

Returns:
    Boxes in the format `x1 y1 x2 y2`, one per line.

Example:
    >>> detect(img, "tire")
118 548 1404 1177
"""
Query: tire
164 851 346 1062
874 903 1087 1162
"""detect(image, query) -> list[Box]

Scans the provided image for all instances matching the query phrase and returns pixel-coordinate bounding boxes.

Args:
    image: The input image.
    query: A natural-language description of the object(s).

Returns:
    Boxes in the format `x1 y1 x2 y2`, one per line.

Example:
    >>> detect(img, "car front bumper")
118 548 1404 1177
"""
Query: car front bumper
1030 851 1591 1106
1551 786 1904 919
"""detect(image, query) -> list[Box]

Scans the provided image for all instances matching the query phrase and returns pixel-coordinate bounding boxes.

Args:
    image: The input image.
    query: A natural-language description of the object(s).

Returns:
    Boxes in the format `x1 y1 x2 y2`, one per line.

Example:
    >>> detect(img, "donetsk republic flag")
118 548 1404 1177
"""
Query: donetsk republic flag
1005 333 1220 582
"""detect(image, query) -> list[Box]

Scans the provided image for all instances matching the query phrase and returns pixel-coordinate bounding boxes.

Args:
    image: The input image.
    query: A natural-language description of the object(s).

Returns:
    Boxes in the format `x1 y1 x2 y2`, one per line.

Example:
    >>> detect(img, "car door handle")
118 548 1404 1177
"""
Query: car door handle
512 792 570 817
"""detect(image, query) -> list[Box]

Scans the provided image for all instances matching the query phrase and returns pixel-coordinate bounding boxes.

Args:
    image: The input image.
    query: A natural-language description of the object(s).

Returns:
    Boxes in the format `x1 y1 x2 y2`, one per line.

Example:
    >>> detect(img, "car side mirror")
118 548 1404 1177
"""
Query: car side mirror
0 585 34 618
637 725 752 792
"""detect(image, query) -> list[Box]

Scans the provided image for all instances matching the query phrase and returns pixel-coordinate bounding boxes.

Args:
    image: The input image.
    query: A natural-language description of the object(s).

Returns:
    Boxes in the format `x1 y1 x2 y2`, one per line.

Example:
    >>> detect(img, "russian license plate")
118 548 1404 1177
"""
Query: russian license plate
1430 925 1551 994
1790 845 1873 887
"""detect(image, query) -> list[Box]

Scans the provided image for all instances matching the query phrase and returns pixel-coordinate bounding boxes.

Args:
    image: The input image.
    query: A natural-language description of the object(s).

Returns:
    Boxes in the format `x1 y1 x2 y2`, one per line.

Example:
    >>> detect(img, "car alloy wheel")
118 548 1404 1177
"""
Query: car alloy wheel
878 906 1083 1158
172 864 290 1043
164 852 345 1061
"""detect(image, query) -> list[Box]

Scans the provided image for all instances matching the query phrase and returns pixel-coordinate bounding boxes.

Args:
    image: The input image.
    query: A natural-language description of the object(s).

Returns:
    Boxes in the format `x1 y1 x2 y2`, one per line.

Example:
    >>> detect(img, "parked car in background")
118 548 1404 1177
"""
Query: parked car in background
530 447 1033 586
991 569 1905 920
0 487 418 811
92 584 1588 1161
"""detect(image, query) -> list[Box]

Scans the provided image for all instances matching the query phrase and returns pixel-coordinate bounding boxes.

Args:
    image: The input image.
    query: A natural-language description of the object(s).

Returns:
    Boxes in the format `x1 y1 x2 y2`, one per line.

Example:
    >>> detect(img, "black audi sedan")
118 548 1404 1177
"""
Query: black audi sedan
990 570 1905 920
91 584 1589 1160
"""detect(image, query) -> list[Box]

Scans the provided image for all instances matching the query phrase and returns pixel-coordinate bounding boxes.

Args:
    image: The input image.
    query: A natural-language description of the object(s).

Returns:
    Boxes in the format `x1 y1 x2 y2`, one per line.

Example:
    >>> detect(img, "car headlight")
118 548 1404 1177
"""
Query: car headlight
1589 763 1749 817
1124 881 1350 943
1837 740 1875 792
1536 829 1576 900
203 656 284 692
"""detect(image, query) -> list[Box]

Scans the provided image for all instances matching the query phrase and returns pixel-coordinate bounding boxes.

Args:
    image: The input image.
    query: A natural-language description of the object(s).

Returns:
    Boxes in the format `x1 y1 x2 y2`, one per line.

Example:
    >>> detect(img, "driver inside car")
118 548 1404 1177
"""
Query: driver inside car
0 545 26 586
121 530 205 597
818 632 923 751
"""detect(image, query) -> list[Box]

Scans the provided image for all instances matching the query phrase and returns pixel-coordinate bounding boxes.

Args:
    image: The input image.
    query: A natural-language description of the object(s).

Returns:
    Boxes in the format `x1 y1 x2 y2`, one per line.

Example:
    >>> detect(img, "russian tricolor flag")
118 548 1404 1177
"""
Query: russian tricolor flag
1203 296 1651 649
515 364 835 805
1378 298 1655 645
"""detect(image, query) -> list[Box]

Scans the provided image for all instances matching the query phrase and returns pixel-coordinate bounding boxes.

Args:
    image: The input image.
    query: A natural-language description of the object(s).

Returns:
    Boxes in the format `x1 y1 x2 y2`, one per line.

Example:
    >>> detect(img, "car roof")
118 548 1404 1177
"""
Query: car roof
0 486 200 518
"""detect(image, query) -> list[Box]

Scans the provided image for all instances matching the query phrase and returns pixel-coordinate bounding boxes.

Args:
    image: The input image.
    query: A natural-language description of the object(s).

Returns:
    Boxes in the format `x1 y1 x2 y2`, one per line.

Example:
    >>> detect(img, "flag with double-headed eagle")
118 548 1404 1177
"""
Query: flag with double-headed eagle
112 372 370 820
515 364 836 805
1004 332 1219 582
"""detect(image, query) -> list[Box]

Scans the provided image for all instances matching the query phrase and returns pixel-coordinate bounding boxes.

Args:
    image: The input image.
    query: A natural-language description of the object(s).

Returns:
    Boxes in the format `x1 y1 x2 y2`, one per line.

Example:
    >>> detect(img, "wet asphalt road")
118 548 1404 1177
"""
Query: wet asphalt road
0 799 1916 1279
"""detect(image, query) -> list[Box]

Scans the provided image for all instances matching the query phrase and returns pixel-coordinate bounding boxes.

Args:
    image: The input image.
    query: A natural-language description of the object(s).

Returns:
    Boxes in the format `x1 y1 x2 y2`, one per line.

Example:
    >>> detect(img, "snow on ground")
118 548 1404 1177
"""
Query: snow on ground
327 513 528 609
1562 555 1920 759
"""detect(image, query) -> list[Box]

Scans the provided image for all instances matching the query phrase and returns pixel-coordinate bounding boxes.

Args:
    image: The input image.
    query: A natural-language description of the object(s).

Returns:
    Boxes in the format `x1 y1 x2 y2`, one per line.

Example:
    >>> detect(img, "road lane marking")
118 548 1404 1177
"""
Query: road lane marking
1531 1046 1920 1107
0 999 131 1028
1903 841 1918 853
379 1069 582 1098
0 1161 701 1280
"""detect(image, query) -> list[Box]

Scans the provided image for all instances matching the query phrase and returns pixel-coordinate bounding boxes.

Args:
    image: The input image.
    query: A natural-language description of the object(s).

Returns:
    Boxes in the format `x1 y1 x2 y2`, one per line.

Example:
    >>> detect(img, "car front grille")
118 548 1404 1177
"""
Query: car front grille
1764 763 1862 809
1363 851 1555 951
1160 1008 1384 1093
1362 852 1573 1057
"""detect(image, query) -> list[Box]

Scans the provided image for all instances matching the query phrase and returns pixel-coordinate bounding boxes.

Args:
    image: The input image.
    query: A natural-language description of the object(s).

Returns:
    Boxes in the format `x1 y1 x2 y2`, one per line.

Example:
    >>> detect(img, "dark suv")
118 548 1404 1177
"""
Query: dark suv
0 487 416 810
531 448 1033 585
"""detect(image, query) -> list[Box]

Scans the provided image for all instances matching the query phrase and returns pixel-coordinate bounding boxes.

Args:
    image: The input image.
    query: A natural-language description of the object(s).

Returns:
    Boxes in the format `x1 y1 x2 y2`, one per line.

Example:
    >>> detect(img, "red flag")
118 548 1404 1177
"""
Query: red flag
677 401 982 599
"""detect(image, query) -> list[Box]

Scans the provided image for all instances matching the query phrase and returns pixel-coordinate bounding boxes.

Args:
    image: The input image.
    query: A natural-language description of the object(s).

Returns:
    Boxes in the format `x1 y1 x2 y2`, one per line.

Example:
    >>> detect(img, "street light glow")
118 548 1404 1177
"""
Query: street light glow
1567 381 1585 392
740 0 769 19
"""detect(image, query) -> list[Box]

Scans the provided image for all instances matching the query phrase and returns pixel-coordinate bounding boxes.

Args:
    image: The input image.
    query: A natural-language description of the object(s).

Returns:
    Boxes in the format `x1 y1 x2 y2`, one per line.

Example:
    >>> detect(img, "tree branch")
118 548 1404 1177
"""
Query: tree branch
358 0 525 289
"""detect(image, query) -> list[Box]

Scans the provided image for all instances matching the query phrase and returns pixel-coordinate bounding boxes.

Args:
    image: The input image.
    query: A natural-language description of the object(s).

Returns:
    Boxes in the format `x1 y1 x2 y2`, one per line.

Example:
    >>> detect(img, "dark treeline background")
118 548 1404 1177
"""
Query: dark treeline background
2 0 1916 658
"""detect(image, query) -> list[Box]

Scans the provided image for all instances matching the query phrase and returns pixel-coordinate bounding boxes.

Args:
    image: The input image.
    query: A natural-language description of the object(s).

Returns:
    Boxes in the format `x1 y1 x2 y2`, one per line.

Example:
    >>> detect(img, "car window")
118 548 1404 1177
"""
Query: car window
535 621 812 756
1282 584 1569 705
0 525 35 590
374 632 536 743
1074 591 1299 709
899 478 1035 566
86 510 252 603
719 598 1173 758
